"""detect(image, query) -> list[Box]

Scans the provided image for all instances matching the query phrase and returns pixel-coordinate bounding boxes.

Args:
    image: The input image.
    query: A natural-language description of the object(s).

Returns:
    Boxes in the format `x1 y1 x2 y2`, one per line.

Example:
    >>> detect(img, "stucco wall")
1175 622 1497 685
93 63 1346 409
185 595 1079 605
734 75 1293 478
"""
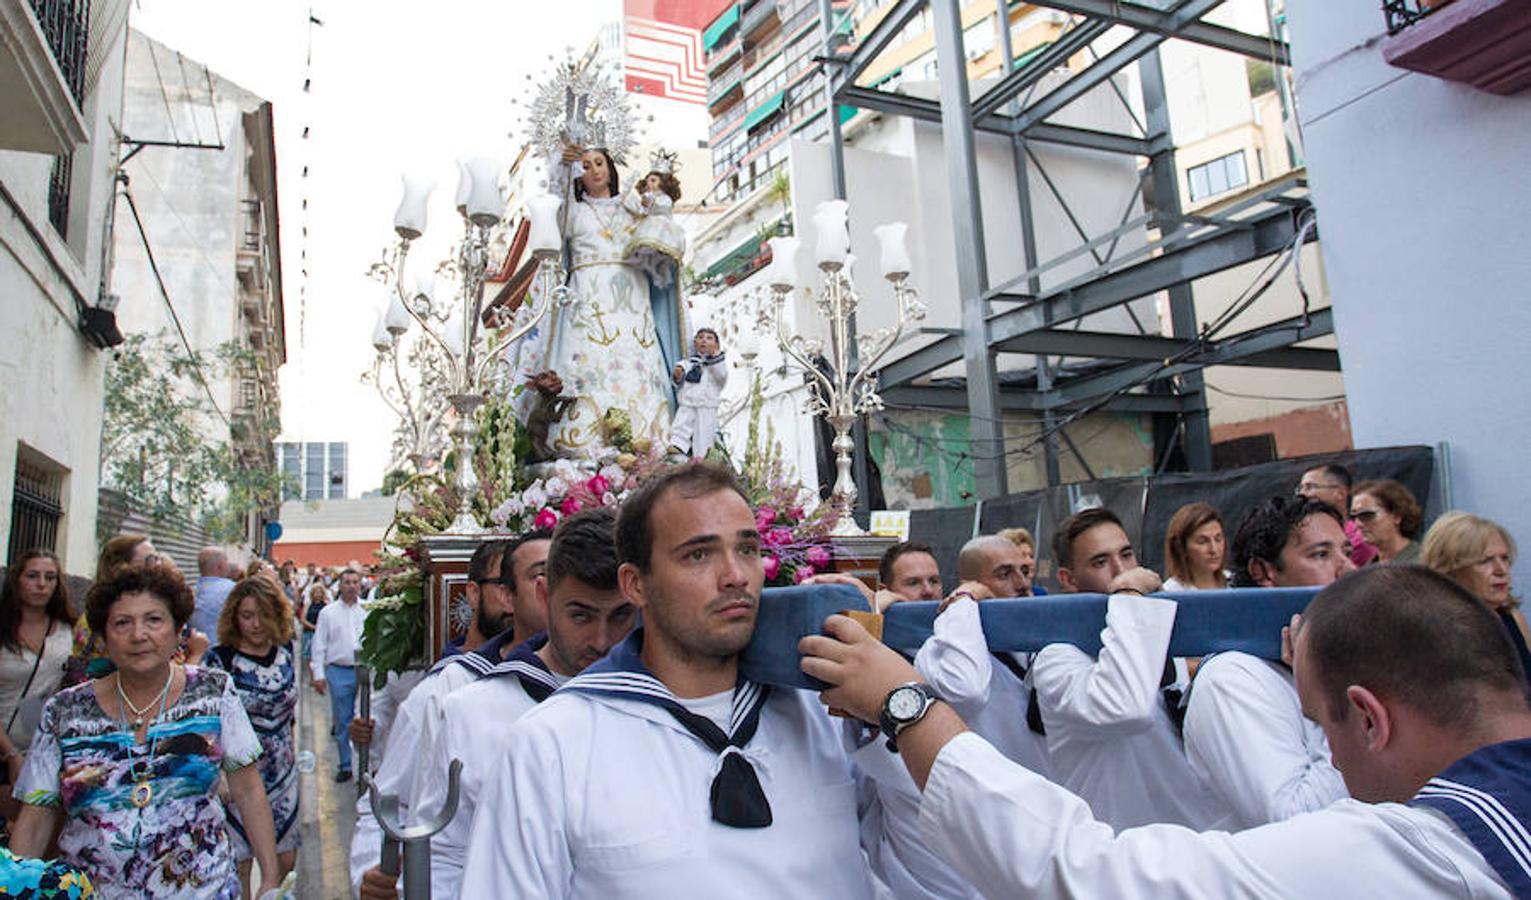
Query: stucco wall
1286 0 1531 584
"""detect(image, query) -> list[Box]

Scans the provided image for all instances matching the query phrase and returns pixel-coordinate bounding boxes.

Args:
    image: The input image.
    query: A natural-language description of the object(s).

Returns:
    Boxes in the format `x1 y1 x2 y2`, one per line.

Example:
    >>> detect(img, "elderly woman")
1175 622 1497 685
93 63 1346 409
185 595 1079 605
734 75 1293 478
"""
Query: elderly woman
205 577 300 896
1162 502 1230 590
1350 479 1424 564
8 563 279 899
1422 511 1531 678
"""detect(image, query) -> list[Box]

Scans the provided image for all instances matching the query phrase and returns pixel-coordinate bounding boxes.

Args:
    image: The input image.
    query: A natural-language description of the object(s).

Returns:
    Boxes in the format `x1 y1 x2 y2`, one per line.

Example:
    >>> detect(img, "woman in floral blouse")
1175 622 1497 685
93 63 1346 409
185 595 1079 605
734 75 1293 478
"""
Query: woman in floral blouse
8 563 278 899
205 576 300 893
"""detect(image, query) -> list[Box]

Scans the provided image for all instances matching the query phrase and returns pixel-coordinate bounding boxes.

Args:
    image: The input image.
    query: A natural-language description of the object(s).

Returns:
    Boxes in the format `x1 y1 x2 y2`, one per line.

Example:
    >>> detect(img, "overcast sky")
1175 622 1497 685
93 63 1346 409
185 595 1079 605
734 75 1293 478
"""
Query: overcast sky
131 0 706 496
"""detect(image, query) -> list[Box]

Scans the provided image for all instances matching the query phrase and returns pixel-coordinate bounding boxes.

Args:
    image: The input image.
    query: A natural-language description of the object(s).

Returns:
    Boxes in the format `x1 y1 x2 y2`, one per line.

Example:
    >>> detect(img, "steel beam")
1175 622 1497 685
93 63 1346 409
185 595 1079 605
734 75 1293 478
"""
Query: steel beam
995 328 1339 370
880 201 1311 387
932 0 1007 498
882 385 1192 414
1011 0 1223 135
831 0 928 92
1042 309 1335 408
1030 0 1290 64
839 85 1157 155
972 18 1113 121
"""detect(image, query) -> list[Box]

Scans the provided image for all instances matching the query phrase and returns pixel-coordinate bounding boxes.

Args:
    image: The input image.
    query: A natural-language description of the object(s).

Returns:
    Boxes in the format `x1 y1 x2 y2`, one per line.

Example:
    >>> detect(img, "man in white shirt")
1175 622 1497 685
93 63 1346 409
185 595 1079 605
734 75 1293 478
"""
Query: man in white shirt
803 565 1531 898
1032 508 1220 829
392 509 636 900
349 538 519 895
1181 496 1353 829
311 567 368 781
460 462 881 899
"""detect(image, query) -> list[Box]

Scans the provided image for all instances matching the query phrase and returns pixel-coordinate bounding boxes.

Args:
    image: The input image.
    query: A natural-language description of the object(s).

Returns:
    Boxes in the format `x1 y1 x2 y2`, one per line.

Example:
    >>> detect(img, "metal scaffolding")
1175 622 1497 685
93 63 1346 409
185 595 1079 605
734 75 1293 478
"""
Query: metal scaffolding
827 0 1321 499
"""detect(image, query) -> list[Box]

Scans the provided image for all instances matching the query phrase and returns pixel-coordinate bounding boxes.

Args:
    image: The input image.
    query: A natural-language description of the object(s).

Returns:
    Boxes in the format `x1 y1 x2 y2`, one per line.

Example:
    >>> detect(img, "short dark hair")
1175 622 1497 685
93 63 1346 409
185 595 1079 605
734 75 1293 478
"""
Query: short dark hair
616 462 749 573
879 541 936 585
86 562 195 635
2 550 73 650
339 567 362 580
468 540 509 584
501 527 555 585
1303 566 1529 727
1052 508 1125 571
695 327 719 343
547 508 619 591
1224 495 1347 587
1231 496 1344 587
1304 463 1353 491
1354 479 1424 539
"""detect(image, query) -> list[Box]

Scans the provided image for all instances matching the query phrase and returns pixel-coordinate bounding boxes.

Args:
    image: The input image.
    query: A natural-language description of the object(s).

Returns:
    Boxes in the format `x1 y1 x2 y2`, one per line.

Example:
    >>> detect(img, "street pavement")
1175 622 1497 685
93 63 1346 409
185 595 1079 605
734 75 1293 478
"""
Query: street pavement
295 669 357 899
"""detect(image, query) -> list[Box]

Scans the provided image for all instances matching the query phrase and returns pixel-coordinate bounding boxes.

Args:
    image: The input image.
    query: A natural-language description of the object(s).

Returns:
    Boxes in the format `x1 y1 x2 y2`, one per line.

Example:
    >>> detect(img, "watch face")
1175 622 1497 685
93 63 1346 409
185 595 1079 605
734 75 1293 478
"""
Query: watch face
888 686 924 720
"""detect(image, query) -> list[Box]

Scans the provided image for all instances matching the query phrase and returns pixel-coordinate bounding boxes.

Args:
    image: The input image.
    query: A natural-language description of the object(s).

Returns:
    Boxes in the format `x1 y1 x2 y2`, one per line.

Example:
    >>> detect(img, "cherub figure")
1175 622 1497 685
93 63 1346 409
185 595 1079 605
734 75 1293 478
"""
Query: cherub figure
524 370 575 463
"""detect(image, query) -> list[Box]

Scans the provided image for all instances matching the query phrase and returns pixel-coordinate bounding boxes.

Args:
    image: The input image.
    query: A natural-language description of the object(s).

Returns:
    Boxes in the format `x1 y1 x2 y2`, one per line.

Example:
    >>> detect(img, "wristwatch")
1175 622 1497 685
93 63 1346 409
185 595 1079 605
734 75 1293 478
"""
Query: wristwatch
879 682 938 752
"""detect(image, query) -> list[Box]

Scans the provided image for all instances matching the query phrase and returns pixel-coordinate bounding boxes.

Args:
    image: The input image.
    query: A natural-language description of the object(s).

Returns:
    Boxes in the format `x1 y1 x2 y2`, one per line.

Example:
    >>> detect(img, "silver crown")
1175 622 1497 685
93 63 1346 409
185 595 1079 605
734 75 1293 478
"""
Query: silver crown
648 147 680 175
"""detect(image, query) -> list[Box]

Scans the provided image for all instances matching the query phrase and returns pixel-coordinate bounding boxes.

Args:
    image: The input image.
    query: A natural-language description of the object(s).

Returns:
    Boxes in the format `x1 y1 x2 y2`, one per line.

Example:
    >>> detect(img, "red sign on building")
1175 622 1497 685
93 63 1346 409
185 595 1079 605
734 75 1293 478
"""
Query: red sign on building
623 0 732 104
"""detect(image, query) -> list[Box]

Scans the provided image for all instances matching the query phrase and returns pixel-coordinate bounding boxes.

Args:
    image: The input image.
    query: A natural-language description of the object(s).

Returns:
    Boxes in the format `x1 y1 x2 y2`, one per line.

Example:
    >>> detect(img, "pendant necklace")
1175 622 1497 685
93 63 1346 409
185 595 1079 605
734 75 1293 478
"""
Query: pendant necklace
583 197 622 242
116 669 173 809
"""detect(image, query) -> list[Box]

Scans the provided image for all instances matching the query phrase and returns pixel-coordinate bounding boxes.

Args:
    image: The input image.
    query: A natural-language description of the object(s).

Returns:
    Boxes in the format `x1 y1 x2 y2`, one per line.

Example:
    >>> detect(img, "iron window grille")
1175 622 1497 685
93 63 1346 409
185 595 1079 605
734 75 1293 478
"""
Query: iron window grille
27 0 89 106
47 154 71 238
8 456 64 566
1382 0 1449 35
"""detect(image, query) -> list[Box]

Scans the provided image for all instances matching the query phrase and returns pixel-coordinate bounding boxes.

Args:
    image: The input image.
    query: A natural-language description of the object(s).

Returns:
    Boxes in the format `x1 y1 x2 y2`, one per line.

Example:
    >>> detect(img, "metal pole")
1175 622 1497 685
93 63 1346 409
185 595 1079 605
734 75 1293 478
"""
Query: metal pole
1138 48 1213 471
355 664 372 794
818 0 873 521
995 0 1062 487
933 0 1008 498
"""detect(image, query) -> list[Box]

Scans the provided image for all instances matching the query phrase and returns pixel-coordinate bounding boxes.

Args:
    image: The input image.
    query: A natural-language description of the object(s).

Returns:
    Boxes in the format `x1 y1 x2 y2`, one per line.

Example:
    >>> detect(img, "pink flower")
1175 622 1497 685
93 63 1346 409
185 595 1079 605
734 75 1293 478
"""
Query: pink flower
794 565 816 583
560 496 584 517
586 474 611 497
786 506 804 522
765 527 794 548
755 507 778 528
533 507 559 530
806 545 831 569
761 555 781 581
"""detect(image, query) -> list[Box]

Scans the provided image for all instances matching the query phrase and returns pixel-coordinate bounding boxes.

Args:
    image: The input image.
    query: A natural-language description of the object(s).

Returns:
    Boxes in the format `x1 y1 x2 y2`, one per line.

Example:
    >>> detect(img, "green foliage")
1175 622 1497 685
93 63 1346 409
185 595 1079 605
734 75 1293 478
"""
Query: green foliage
359 564 425 685
1247 59 1277 97
380 469 412 496
100 331 287 542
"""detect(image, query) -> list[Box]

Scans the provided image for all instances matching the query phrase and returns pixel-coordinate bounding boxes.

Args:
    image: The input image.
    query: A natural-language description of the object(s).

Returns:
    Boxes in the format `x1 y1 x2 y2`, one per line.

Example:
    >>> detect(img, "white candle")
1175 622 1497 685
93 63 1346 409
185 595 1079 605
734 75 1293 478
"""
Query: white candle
443 310 466 359
765 237 800 290
813 199 850 266
463 156 504 226
384 291 413 335
394 175 433 240
873 222 911 278
527 193 563 257
736 328 761 359
408 267 436 308
453 159 471 215
371 311 394 353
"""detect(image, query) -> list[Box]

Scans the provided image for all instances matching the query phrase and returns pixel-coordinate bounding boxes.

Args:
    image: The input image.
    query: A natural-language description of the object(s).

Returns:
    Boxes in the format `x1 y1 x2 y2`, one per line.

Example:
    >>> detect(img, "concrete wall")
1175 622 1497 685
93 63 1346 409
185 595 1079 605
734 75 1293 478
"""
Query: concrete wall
1285 0 1531 584
0 24 130 576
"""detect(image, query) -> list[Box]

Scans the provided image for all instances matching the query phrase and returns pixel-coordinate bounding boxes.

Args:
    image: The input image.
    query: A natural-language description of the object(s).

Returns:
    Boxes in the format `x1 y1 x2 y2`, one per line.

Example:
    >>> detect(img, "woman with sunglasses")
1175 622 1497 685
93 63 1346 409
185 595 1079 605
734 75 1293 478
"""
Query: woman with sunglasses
1349 480 1423 565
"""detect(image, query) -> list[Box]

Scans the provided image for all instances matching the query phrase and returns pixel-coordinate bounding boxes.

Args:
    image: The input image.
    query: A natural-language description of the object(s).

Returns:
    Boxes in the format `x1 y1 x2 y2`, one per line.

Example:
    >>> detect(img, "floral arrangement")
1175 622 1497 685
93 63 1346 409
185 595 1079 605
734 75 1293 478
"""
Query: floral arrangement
361 373 838 676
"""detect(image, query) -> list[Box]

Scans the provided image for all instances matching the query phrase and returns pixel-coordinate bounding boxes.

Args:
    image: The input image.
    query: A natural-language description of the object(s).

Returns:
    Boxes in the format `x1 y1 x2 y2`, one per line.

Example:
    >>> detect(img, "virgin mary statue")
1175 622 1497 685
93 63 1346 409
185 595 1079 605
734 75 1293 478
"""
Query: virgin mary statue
528 145 686 459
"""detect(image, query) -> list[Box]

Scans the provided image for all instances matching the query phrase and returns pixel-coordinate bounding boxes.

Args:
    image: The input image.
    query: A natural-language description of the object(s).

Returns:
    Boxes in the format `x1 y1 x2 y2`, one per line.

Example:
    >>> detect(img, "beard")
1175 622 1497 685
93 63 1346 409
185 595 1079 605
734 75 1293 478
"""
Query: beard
476 599 512 640
641 583 759 664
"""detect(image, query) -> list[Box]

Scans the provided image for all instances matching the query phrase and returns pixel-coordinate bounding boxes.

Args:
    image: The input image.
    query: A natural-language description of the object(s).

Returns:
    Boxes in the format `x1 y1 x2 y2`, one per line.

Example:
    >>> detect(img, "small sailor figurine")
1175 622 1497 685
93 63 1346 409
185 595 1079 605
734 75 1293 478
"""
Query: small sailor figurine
668 328 727 459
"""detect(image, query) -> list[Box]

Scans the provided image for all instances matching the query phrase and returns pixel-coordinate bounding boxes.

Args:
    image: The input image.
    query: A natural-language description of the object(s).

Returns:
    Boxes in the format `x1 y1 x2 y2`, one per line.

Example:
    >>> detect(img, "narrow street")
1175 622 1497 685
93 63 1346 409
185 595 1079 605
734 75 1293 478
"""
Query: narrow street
296 672 357 899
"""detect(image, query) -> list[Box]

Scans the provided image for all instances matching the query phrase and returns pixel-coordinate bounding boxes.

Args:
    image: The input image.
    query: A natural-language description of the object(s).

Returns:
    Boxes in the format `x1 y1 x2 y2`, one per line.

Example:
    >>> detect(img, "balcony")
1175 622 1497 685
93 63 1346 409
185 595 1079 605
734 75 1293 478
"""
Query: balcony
1382 0 1531 95
740 0 779 42
0 0 89 154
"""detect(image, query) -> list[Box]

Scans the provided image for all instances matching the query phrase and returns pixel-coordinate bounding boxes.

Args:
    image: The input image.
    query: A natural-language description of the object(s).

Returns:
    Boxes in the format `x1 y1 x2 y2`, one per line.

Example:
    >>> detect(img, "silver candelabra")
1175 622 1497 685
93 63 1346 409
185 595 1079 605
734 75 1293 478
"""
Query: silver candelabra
372 174 569 535
769 248 925 536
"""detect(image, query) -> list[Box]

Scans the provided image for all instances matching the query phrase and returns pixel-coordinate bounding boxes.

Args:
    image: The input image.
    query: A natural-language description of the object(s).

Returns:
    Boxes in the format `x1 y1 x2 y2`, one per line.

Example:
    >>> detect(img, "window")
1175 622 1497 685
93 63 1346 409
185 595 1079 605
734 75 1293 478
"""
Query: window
8 451 64 566
304 443 324 499
47 155 71 238
1187 151 1249 202
327 443 347 499
279 443 301 500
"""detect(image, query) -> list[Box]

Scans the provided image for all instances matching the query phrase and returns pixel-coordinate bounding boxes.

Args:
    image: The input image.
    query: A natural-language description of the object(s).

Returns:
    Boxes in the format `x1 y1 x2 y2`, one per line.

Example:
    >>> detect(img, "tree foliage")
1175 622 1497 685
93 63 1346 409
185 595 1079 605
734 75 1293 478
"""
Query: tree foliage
100 331 288 542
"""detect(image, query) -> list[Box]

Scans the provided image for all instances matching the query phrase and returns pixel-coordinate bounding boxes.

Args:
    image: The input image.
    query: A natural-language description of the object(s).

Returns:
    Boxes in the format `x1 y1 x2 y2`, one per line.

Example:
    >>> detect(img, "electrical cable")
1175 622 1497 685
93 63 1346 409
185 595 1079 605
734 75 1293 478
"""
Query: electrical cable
120 186 231 427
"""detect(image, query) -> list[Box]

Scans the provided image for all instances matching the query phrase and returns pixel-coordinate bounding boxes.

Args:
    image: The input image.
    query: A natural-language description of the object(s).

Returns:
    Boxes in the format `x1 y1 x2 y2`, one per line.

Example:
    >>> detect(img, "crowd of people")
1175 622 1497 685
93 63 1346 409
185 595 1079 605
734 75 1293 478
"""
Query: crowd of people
326 459 1530 899
0 457 1526 898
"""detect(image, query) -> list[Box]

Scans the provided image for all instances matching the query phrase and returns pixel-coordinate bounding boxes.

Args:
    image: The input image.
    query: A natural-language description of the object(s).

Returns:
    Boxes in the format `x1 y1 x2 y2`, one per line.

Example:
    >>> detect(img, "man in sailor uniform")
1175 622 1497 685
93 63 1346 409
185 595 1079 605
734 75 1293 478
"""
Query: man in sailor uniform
1030 507 1222 830
1182 495 1352 830
409 509 636 899
804 565 1531 898
351 537 533 897
460 463 889 898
